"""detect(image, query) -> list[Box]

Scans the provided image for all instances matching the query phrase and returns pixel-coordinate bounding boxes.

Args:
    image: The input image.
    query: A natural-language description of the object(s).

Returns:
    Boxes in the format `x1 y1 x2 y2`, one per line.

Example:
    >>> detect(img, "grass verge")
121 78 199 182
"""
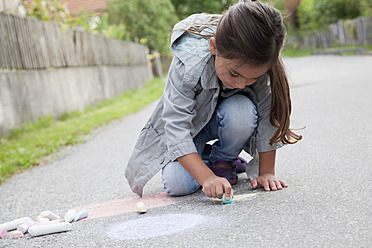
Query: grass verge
0 77 165 184
282 48 314 57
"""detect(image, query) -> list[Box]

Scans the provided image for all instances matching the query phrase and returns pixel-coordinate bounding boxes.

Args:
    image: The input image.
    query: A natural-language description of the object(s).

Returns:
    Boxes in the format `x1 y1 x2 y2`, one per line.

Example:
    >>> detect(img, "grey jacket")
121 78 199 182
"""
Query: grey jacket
125 14 283 197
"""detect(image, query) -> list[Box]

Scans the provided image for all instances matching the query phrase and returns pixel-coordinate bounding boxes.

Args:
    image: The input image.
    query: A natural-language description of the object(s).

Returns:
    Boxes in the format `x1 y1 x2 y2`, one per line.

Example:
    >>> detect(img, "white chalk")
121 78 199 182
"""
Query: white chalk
17 223 29 234
0 217 31 231
12 230 24 239
28 222 72 237
0 229 7 238
35 217 50 225
26 220 36 227
136 202 147 214
73 209 88 221
39 210 61 221
64 209 76 223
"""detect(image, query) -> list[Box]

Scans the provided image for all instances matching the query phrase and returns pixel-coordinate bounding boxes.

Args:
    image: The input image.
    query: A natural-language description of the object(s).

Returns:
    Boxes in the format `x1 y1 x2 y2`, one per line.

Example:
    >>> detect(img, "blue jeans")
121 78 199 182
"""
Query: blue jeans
162 94 257 196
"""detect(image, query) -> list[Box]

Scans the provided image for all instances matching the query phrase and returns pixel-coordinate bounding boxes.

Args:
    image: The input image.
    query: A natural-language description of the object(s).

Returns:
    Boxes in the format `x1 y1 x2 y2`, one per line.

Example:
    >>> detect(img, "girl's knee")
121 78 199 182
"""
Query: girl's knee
218 94 257 133
162 162 200 196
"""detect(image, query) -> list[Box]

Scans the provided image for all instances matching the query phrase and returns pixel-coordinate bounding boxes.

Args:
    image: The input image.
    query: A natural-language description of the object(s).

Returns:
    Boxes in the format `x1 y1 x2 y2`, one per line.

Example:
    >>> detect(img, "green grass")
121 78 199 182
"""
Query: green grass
0 77 166 184
282 45 372 57
282 48 314 57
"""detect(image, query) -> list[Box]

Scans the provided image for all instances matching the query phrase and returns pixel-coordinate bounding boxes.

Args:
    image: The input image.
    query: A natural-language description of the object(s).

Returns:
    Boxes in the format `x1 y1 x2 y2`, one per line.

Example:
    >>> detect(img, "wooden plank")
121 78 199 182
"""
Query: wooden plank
4 14 20 69
13 15 28 69
43 21 58 67
73 30 81 66
52 22 64 67
37 19 50 68
65 29 76 66
28 18 41 69
0 13 10 69
33 18 46 68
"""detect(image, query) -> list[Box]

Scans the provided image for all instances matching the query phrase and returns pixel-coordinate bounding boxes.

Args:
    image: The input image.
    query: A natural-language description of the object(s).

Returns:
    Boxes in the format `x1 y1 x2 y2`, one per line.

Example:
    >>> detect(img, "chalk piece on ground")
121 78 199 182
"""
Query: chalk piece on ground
28 222 72 237
40 210 61 221
12 230 24 239
64 209 76 223
0 229 7 238
222 193 234 204
74 209 88 221
35 217 50 225
0 217 31 231
17 223 29 234
26 220 36 227
136 202 147 214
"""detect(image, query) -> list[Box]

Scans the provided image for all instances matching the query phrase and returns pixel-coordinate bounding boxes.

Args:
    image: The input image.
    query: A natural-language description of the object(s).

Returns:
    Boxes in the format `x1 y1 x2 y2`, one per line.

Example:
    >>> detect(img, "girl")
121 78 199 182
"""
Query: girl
125 0 301 200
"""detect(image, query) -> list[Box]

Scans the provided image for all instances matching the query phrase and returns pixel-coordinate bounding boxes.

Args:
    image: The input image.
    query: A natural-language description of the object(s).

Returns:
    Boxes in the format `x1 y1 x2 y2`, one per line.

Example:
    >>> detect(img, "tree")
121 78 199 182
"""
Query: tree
171 0 236 19
106 0 178 55
298 0 363 32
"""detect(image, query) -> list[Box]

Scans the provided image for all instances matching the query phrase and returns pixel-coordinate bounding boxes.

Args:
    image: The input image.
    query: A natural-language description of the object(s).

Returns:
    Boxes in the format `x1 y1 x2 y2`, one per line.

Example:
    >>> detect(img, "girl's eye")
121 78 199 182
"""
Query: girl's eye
229 71 239 78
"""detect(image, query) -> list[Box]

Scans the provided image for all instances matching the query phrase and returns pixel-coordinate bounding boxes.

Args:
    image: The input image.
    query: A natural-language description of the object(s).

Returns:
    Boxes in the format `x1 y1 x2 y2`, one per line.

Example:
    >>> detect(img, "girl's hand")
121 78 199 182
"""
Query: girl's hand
202 175 234 200
251 173 288 191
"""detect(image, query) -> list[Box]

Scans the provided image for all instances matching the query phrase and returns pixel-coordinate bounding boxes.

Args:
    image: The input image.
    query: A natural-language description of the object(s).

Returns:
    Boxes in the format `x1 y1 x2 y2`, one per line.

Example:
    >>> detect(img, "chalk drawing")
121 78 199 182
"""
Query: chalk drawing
74 192 178 219
106 213 210 240
205 193 258 204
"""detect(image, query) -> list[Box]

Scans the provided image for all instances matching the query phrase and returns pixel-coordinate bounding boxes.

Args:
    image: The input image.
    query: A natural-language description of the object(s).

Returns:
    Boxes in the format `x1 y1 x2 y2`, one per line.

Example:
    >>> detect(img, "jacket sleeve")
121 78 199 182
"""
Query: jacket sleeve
162 56 199 161
254 75 284 153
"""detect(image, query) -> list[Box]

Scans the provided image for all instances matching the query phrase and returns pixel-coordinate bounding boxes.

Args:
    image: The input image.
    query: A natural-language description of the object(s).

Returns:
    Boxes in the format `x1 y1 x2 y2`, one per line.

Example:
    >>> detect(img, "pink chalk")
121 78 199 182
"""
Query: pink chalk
12 230 24 239
0 229 7 238
74 192 177 220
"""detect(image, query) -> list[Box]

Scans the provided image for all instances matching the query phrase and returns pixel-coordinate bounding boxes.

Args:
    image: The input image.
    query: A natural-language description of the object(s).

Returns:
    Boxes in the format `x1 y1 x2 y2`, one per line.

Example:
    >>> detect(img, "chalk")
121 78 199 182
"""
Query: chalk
39 210 61 221
136 202 147 214
28 222 72 237
17 223 29 234
26 220 36 227
74 209 88 221
35 217 50 225
222 193 234 204
12 230 24 239
0 217 31 231
64 209 76 223
0 229 7 238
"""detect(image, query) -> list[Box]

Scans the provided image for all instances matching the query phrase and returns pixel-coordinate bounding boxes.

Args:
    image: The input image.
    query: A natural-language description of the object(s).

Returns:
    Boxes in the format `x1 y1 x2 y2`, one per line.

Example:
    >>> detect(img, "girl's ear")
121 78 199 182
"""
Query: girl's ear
210 37 217 55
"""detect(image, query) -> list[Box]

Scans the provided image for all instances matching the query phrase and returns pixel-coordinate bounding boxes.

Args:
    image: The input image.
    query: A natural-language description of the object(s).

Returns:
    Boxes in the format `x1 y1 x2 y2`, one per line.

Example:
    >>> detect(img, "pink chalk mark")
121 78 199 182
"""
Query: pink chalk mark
0 229 7 239
75 192 178 220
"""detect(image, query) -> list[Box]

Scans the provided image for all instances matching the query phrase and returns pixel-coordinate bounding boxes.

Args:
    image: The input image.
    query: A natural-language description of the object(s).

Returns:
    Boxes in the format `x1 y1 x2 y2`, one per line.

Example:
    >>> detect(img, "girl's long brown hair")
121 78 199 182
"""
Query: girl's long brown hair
214 0 302 145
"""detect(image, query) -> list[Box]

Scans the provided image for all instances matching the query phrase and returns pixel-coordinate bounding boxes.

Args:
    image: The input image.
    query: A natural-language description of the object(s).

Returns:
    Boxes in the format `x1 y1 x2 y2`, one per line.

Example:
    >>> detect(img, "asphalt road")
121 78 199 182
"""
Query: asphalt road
1 55 371 247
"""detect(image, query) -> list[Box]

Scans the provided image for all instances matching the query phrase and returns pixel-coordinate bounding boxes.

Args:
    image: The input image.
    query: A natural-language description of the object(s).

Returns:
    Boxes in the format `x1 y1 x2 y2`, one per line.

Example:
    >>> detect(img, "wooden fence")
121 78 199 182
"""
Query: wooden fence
0 12 148 69
288 16 372 50
0 12 153 137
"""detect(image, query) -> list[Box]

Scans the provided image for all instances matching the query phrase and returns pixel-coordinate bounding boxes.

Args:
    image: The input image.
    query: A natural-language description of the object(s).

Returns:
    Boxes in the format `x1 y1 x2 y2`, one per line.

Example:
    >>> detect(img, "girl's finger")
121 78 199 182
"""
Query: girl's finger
275 180 283 190
269 180 277 191
279 180 288 187
222 182 233 200
251 178 258 189
202 186 211 197
215 184 224 199
263 181 270 191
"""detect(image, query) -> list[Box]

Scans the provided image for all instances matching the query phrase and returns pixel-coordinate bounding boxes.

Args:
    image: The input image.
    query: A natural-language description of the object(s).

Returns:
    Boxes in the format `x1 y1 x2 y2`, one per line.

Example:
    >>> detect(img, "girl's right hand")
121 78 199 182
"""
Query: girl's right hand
202 175 234 200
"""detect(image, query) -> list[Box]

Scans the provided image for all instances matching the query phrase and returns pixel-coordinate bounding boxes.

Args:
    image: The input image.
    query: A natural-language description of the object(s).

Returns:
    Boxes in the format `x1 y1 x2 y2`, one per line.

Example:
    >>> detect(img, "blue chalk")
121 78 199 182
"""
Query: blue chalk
74 209 88 221
222 193 234 204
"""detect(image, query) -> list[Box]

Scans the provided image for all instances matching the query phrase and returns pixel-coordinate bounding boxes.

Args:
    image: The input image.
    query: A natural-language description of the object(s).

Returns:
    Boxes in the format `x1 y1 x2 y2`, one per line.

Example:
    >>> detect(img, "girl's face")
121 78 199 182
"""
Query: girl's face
210 38 269 89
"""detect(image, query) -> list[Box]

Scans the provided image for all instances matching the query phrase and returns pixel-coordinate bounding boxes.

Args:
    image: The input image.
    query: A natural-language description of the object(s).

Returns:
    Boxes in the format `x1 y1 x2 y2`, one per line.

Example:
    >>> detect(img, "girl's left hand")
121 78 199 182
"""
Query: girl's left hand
251 173 288 191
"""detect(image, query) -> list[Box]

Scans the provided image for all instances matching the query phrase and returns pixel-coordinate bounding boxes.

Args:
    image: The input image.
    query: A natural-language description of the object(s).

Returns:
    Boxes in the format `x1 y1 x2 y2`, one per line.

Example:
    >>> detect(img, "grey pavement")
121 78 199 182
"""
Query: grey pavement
0 55 371 247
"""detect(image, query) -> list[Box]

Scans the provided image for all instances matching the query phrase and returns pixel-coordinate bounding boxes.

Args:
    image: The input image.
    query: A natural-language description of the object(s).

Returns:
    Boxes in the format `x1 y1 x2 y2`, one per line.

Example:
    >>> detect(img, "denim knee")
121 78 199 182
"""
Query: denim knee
217 94 257 137
162 161 200 196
